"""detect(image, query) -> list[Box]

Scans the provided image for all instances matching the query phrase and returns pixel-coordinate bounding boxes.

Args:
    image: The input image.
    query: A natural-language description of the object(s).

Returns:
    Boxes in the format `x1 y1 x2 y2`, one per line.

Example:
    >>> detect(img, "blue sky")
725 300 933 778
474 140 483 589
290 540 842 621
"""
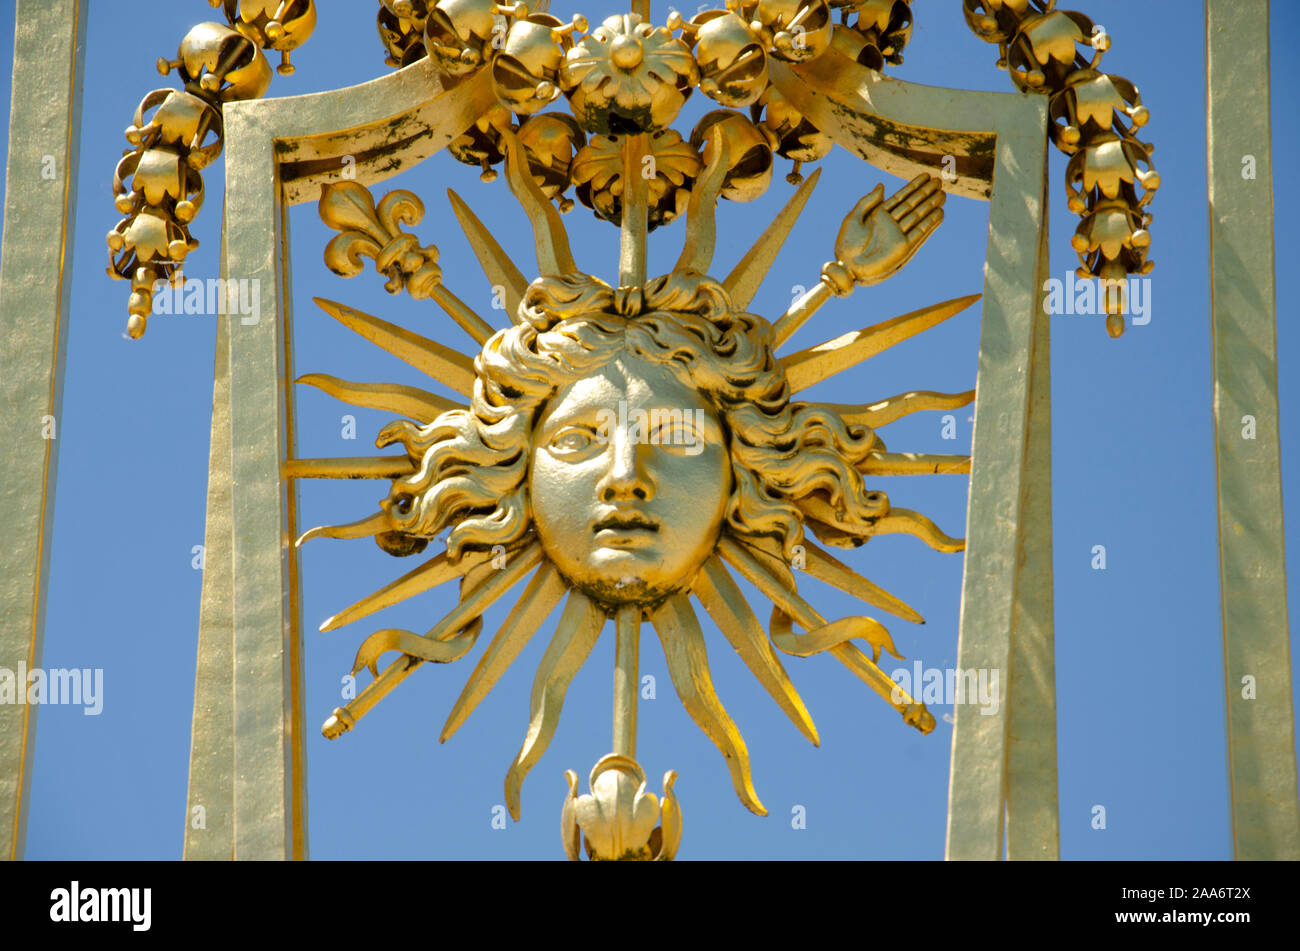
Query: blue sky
3 0 1297 859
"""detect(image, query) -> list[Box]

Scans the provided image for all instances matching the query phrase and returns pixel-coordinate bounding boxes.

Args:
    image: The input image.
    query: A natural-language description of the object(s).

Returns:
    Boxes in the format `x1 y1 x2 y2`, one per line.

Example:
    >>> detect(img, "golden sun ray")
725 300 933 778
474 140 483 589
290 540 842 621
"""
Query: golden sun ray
691 555 819 746
822 388 975 428
649 592 766 816
322 542 543 740
674 129 728 276
500 129 578 278
872 508 966 553
349 547 543 677
295 510 389 547
780 293 982 393
441 561 568 743
722 168 820 310
716 535 933 732
313 297 476 397
793 495 965 553
801 539 924 624
284 456 416 480
447 188 528 324
319 548 497 633
295 371 462 423
504 588 606 820
768 611 903 665
859 452 971 476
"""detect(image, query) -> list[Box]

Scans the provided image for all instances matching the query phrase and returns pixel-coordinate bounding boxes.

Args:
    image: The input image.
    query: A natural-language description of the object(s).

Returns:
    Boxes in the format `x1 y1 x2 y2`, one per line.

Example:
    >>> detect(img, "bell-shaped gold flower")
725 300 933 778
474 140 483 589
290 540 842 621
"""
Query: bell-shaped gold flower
688 11 769 108
447 104 516 181
751 84 833 182
561 755 681 861
113 147 205 222
158 21 272 102
1064 130 1158 211
516 113 586 210
1071 198 1150 264
216 0 317 75
1006 9 1104 90
560 13 699 134
377 0 431 67
490 14 587 115
1048 68 1148 152
425 0 520 77
125 89 224 169
961 0 1038 48
845 0 913 66
742 0 833 63
110 208 196 266
690 111 773 202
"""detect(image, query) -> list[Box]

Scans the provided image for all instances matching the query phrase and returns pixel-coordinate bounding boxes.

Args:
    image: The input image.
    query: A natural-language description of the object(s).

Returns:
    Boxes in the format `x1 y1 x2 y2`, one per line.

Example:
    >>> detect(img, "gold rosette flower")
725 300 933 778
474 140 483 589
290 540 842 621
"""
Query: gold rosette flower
571 128 702 228
560 13 699 134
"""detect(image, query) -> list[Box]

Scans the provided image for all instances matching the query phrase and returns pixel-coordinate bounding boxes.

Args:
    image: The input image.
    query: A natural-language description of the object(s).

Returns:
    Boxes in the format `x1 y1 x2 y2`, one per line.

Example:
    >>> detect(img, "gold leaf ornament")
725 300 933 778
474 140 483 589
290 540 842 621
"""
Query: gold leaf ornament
562 755 681 861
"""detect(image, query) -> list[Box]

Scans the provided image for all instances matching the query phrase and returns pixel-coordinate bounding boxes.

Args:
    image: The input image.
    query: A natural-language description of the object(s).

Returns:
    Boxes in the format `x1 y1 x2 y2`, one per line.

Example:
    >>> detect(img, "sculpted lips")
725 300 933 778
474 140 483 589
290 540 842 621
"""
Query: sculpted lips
592 511 660 536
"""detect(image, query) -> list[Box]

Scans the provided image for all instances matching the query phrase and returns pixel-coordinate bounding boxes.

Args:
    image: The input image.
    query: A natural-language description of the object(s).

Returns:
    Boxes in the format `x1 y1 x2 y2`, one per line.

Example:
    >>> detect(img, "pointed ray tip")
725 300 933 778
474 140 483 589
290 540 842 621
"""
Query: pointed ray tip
312 296 343 318
504 776 522 822
294 510 388 548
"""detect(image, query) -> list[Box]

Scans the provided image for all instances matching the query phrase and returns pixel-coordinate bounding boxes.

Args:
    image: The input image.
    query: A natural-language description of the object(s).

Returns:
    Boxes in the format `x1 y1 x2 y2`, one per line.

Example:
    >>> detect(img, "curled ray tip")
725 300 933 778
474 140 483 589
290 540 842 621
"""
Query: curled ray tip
295 510 388 548
874 508 965 553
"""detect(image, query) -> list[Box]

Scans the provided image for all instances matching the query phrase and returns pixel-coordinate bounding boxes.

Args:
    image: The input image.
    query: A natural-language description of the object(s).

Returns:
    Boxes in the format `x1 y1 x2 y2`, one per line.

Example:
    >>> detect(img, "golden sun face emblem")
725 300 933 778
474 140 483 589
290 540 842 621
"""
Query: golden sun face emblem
299 130 976 859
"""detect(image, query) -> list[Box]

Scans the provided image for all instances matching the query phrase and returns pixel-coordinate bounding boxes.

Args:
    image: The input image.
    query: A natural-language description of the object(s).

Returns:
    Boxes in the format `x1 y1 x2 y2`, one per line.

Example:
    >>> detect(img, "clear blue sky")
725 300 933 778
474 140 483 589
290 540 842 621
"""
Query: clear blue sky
3 0 1297 859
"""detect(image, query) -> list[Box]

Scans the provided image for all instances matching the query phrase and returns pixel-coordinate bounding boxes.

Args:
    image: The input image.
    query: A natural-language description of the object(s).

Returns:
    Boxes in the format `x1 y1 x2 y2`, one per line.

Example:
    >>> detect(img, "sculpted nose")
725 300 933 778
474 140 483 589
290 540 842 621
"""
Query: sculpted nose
598 427 654 502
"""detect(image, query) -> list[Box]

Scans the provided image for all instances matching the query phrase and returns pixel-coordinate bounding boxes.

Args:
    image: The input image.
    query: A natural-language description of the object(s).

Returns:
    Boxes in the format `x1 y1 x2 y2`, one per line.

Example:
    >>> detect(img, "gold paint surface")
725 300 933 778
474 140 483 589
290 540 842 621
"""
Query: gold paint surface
0 0 88 862
944 97 1052 862
185 240 235 861
1206 0 1300 860
1005 182 1059 861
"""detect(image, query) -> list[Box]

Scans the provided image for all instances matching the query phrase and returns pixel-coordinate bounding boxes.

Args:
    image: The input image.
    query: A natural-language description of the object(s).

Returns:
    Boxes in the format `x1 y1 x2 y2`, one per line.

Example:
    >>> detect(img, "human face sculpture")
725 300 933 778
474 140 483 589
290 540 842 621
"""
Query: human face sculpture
529 352 731 605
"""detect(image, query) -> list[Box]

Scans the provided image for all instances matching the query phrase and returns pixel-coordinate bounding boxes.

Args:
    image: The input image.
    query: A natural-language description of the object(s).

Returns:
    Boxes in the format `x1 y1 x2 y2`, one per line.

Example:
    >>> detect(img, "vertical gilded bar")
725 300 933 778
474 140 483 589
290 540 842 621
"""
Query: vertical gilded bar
222 104 307 860
200 60 492 861
1206 0 1300 860
0 0 88 862
1005 200 1060 860
184 224 236 859
945 111 1051 861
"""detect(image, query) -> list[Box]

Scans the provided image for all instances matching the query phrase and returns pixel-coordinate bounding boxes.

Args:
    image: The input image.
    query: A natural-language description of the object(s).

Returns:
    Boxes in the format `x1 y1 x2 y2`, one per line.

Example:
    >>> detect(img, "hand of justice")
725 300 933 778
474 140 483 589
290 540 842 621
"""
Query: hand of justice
832 174 946 288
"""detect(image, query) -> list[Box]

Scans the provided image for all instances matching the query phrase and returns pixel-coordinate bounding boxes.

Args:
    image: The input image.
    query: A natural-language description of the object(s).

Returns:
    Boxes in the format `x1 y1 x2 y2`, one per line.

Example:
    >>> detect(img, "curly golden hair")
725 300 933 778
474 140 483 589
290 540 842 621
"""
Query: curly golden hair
373 270 887 565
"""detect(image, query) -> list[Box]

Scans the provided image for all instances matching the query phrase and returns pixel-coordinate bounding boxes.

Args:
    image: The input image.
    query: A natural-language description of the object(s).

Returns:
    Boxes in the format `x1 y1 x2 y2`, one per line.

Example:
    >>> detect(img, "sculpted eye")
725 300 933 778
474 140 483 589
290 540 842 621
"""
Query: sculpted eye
660 421 692 442
649 413 704 448
549 427 598 454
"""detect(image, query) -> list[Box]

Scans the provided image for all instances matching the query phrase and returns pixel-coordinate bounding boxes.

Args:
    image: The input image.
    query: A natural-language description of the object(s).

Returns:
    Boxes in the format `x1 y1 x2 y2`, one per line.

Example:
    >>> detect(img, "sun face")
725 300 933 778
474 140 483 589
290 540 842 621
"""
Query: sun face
530 352 731 605
300 131 979 857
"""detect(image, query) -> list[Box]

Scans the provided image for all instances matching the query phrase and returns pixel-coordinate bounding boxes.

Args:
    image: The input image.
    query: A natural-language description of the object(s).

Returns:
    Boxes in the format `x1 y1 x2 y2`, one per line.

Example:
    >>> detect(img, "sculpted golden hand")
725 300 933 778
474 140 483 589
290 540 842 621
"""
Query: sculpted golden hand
772 173 948 346
827 173 946 291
